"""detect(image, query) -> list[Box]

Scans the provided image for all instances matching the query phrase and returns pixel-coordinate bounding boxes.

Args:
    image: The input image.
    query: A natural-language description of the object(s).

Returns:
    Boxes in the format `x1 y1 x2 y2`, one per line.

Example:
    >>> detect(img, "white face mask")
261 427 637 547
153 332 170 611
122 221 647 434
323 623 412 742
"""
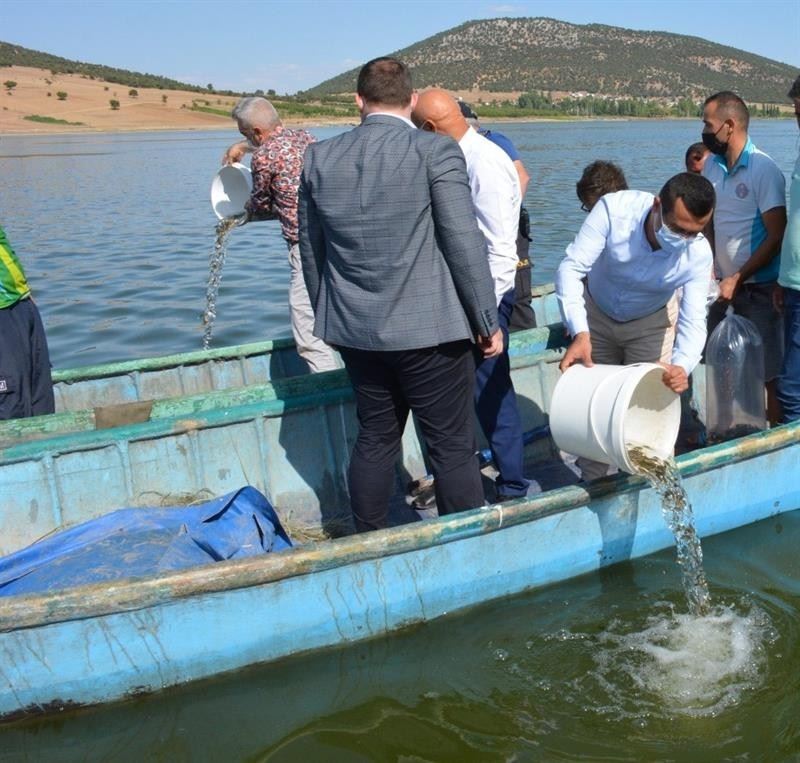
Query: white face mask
655 209 696 254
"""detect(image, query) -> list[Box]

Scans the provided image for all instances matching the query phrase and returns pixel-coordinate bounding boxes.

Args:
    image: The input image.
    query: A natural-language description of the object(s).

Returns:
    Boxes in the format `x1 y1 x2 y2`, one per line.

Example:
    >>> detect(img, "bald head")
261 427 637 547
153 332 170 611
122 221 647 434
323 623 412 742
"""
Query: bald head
411 89 469 141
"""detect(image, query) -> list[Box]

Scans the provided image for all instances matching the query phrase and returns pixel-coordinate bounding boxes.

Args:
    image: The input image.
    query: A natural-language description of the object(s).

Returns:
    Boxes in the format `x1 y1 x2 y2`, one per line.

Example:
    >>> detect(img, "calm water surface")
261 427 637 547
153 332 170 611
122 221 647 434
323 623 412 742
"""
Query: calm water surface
2 509 798 761
1 119 796 367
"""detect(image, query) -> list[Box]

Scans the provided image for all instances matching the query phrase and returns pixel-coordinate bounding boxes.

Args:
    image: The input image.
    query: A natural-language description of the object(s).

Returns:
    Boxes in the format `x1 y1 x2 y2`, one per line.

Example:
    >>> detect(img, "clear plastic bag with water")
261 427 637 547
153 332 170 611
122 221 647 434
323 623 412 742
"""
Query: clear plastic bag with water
705 306 766 442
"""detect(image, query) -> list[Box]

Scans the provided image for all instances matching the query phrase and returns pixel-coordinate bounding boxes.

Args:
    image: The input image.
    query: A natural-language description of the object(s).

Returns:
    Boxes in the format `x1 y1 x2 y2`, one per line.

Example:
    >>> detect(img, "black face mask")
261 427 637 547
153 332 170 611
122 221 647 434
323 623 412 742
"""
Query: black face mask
702 123 729 156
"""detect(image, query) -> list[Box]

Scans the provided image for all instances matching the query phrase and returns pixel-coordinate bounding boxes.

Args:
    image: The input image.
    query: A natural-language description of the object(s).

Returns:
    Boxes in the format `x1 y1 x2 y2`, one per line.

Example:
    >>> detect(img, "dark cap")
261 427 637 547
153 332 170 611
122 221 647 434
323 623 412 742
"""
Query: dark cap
789 74 800 100
458 101 478 120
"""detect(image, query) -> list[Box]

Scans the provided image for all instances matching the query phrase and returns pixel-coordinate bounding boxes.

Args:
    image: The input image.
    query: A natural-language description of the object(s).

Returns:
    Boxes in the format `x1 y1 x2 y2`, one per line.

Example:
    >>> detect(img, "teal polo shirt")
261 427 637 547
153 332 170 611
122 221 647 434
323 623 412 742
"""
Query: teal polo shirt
779 148 800 290
702 138 786 283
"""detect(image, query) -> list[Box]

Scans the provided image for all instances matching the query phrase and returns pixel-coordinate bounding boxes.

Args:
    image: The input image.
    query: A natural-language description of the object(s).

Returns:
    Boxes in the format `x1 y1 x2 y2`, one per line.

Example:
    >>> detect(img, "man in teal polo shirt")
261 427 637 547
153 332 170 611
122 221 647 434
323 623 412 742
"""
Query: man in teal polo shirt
0 224 54 419
701 91 787 424
776 76 800 422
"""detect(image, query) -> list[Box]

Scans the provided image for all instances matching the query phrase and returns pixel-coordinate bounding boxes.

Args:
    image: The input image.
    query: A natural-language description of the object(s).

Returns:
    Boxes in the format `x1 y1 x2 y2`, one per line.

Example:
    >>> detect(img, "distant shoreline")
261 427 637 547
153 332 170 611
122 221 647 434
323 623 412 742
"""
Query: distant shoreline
4 113 793 139
0 115 696 138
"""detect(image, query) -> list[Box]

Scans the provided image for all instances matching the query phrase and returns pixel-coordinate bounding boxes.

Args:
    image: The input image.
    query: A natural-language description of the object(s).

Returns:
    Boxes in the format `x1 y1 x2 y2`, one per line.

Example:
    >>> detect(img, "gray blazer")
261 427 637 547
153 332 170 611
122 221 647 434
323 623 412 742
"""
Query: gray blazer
298 114 499 351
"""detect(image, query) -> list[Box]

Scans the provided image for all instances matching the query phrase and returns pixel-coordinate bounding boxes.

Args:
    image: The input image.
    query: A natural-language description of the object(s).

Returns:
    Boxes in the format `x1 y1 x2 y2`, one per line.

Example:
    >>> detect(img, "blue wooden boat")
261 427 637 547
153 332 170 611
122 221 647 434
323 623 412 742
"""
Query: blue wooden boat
0 285 561 445
0 292 798 722
47 284 562 414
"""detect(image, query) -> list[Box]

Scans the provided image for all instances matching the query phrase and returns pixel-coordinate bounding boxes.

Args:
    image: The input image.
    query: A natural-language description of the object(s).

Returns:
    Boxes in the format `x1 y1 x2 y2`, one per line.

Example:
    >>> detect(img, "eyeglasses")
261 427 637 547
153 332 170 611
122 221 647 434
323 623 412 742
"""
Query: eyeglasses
580 202 590 213
662 214 701 240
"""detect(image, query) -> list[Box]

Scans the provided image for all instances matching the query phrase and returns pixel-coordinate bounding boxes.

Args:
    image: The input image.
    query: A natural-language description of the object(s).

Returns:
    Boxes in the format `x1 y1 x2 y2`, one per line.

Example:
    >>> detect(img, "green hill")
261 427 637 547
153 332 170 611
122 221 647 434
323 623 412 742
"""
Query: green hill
306 17 796 103
0 40 213 93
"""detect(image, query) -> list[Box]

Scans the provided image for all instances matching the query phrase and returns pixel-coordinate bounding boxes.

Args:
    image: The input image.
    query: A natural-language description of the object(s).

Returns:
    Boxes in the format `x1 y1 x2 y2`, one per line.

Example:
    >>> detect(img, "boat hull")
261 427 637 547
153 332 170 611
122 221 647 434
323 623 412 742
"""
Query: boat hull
1 423 798 721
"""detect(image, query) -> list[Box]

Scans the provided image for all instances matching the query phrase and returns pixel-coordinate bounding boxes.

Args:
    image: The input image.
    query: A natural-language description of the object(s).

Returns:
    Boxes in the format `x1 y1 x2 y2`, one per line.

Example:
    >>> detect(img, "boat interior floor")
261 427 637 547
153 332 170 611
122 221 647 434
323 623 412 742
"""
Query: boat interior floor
388 454 583 527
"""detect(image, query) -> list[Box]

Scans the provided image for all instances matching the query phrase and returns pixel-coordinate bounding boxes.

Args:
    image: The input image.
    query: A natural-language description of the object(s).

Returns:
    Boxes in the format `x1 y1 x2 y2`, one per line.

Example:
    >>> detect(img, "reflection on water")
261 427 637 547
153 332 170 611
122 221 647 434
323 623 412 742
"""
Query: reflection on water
1 121 795 367
2 510 798 761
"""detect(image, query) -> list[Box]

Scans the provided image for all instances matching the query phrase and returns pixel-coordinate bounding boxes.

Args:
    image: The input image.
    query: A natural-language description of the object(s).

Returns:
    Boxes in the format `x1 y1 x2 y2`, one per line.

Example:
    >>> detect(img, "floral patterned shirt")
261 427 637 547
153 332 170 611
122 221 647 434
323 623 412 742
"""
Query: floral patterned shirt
247 126 315 245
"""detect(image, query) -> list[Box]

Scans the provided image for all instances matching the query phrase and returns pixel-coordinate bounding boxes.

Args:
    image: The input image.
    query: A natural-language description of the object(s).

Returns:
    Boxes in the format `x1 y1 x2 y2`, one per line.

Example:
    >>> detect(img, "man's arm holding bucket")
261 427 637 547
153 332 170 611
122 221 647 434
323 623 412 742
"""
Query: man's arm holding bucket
555 205 611 372
222 141 252 166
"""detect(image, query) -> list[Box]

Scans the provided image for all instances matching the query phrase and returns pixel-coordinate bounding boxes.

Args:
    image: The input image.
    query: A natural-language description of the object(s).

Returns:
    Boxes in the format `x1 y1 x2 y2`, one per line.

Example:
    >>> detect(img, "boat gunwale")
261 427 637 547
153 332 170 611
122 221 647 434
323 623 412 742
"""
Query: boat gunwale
4 325 567 450
49 285 558 384
51 337 298 384
1 421 797 633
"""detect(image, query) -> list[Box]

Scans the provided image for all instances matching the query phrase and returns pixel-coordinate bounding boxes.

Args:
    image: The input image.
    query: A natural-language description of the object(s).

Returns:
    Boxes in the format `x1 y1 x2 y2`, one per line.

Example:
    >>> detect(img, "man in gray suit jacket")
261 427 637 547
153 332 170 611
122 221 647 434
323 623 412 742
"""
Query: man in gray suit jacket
298 57 502 533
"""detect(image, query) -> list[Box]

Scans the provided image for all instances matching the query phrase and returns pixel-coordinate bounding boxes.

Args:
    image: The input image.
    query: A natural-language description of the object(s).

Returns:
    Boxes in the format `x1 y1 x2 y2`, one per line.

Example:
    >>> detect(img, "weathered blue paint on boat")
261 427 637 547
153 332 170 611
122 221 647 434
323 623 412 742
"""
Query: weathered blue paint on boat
0 421 798 721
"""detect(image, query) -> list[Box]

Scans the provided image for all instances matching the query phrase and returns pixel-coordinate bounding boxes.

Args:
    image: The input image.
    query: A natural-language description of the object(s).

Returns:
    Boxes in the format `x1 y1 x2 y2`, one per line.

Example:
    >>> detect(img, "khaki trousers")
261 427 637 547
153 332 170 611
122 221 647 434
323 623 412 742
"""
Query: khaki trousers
577 292 677 481
288 243 340 373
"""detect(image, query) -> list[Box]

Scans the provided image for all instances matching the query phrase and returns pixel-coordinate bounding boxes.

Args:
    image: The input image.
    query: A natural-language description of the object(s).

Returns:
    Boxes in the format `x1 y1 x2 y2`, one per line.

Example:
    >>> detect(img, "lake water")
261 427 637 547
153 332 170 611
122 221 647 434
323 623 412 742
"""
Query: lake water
1 119 797 368
1 120 799 759
2 509 798 760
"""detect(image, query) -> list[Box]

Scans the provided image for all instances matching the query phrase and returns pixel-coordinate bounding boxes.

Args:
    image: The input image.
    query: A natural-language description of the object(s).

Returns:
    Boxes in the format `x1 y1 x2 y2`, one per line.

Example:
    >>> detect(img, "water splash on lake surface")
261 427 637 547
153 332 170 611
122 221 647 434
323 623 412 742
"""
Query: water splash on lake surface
201 216 240 349
590 601 774 719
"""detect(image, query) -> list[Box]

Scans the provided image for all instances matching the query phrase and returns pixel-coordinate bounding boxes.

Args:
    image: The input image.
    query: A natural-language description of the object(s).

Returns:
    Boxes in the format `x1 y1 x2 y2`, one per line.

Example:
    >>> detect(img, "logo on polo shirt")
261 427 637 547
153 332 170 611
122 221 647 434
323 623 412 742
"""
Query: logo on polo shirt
736 183 749 199
0 379 7 393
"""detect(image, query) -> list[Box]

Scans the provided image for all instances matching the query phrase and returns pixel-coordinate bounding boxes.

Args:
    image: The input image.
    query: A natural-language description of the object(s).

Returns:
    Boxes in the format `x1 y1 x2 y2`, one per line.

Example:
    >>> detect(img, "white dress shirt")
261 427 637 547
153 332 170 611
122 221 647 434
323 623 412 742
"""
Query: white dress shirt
364 112 417 129
555 190 713 373
458 128 521 304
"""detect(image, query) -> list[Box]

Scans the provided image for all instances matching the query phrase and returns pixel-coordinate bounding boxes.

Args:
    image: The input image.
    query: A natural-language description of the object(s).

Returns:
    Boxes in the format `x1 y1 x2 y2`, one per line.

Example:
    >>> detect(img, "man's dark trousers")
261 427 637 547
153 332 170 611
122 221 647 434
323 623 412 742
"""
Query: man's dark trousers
474 290 529 499
0 298 55 420
339 340 485 532
778 287 800 422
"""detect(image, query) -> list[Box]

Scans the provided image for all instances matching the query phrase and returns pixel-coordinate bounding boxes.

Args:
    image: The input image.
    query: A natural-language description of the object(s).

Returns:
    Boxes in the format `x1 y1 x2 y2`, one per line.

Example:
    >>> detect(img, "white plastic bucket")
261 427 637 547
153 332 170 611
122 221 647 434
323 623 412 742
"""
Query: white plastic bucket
210 163 252 220
550 363 680 473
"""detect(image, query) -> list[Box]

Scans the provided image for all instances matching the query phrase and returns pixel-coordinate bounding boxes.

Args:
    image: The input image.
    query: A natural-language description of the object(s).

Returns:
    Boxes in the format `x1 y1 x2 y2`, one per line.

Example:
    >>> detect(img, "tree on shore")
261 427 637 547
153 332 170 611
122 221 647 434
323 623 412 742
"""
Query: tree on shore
129 89 138 98
56 91 67 100
110 99 120 110
3 80 16 94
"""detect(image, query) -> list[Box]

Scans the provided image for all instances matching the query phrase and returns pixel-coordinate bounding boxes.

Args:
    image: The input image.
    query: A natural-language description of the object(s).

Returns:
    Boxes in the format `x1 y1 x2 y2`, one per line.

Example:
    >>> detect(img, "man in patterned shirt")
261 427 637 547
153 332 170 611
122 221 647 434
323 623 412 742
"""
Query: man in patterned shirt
223 97 338 373
0 224 54 419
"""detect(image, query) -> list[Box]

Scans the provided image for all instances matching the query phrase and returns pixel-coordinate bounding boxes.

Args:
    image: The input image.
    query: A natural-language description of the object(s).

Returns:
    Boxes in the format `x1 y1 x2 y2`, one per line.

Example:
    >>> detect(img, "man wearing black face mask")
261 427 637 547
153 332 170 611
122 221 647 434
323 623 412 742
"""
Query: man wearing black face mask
701 91 787 425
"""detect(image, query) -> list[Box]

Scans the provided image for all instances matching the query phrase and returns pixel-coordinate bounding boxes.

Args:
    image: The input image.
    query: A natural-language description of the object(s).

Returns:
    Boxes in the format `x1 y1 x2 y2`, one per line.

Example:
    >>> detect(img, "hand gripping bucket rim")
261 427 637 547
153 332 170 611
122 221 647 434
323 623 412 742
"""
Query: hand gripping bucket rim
210 163 252 220
549 363 681 473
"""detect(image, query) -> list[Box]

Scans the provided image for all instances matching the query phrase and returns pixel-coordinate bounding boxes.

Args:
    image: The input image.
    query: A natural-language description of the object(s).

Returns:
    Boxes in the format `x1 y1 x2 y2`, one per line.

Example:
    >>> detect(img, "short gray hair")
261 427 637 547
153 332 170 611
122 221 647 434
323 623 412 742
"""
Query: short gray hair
231 97 281 129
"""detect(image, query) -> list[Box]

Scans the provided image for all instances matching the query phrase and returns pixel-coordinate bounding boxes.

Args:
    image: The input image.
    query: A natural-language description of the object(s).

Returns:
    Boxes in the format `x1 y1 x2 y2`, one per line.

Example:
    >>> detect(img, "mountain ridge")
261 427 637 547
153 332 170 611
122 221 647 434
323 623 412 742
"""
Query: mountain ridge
305 17 796 103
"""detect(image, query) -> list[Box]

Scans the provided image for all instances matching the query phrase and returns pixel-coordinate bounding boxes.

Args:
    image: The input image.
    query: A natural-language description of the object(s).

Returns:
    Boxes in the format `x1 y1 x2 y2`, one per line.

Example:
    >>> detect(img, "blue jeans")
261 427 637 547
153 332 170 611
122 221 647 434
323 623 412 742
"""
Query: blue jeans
778 287 800 423
474 290 529 498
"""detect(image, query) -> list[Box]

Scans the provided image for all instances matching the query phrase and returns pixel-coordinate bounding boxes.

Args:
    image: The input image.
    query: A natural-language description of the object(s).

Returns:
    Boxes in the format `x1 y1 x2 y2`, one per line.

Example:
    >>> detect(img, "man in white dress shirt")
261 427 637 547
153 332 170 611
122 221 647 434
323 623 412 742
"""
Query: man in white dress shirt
412 89 529 501
556 172 715 480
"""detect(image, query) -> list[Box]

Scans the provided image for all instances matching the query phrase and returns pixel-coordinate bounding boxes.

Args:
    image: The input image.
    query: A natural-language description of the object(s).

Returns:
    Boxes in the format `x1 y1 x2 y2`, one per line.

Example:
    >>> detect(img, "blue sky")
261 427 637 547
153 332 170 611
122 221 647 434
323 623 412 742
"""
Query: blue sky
3 0 799 94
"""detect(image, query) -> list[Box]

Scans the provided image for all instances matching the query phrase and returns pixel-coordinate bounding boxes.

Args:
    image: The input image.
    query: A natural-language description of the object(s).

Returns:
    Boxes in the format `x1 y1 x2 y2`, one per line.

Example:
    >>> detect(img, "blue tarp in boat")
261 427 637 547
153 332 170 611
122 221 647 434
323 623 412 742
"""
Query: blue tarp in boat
0 486 292 597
